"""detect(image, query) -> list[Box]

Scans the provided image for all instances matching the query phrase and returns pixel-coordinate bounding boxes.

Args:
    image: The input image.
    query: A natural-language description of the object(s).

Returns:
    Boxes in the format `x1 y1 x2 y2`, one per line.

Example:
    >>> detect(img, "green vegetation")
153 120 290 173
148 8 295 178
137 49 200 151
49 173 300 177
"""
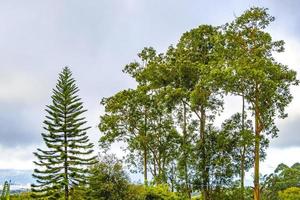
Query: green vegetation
99 7 298 200
278 187 300 200
261 163 300 199
31 67 96 199
1 181 10 200
2 6 294 200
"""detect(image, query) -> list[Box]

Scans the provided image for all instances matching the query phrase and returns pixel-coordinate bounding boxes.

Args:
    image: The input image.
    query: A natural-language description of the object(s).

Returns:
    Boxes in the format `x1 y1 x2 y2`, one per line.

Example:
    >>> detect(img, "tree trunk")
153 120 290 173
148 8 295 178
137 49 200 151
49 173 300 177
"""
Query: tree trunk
64 106 69 200
200 106 209 200
64 132 69 200
241 147 246 200
254 96 260 200
241 95 245 200
153 152 157 178
254 129 260 200
144 110 148 186
254 130 260 200
183 103 191 199
144 147 148 185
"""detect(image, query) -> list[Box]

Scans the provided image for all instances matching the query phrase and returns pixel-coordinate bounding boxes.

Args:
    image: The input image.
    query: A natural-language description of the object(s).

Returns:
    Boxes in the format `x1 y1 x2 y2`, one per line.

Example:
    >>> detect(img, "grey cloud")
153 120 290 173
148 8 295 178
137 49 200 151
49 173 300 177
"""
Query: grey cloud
264 1 300 36
0 105 41 147
271 115 300 148
0 0 299 155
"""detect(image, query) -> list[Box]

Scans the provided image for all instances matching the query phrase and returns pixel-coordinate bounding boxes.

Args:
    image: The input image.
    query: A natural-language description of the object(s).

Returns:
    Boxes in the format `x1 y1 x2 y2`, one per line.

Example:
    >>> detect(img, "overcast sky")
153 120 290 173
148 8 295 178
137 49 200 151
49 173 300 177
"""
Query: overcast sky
0 0 300 184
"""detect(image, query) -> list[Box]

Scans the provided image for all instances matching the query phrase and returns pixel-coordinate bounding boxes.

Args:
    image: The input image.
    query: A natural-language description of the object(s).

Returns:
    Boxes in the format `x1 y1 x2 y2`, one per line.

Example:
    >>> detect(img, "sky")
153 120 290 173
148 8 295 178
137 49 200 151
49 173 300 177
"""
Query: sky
0 0 300 184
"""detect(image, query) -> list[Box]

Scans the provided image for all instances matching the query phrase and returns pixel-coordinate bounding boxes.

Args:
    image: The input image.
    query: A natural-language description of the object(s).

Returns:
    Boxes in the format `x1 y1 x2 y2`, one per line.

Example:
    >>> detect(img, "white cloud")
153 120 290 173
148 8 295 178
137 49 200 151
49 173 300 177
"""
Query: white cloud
0 70 47 104
262 147 300 174
0 145 36 170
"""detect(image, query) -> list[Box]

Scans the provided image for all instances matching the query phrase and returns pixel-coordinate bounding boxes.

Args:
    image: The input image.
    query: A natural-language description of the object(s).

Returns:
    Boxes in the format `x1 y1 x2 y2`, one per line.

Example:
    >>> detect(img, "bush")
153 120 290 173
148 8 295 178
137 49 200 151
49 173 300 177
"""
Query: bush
86 155 130 200
10 192 46 200
144 184 182 200
278 187 300 200
126 184 147 200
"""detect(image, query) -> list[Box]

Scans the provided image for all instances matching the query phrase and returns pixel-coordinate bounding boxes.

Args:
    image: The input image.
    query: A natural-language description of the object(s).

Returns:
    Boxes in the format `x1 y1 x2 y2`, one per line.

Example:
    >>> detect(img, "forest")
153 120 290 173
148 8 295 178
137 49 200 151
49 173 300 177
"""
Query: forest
2 7 299 200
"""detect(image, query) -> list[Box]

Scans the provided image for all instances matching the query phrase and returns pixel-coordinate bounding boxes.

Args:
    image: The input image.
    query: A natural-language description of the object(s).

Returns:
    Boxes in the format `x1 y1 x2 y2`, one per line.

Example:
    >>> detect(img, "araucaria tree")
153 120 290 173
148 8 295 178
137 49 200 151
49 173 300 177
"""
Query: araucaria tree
32 67 96 200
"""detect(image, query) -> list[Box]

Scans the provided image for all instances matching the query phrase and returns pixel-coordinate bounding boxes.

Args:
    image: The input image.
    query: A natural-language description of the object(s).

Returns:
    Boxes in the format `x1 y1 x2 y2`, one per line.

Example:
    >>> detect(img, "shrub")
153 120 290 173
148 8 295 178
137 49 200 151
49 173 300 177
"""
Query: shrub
278 187 300 200
145 184 182 200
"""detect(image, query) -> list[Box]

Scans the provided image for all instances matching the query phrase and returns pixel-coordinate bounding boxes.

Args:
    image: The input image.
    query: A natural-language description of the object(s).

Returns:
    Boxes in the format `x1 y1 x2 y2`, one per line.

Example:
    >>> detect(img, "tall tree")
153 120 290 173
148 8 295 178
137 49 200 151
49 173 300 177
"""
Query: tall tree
100 47 181 186
224 7 298 200
175 25 224 200
32 67 96 200
99 87 151 185
99 85 178 186
132 26 224 199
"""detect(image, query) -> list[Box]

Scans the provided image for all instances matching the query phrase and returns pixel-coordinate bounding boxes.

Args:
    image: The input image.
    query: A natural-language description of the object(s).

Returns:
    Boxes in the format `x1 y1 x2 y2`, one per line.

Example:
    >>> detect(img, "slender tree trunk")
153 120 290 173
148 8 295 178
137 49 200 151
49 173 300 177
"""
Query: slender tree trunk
241 95 245 200
64 133 69 200
254 126 260 200
144 110 148 186
171 163 175 192
64 107 69 200
144 148 148 185
153 153 157 178
254 94 260 200
254 121 260 200
200 106 209 200
241 147 246 200
183 103 191 199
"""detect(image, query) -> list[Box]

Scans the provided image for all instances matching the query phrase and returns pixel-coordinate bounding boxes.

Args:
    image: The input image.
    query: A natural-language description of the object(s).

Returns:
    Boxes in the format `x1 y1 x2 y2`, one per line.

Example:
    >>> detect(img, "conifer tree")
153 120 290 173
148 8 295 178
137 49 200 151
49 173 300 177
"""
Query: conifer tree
32 67 96 200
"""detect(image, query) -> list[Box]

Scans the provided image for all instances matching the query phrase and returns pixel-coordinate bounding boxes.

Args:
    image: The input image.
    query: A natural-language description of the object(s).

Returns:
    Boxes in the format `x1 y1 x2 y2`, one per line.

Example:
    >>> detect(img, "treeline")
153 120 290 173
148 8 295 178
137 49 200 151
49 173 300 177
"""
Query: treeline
99 7 298 200
26 7 298 200
9 161 300 199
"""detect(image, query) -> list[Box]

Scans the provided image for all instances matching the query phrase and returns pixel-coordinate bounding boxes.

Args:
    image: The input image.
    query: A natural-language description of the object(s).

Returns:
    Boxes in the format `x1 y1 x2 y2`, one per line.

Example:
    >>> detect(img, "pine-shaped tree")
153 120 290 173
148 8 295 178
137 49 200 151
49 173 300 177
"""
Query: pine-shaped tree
32 67 96 200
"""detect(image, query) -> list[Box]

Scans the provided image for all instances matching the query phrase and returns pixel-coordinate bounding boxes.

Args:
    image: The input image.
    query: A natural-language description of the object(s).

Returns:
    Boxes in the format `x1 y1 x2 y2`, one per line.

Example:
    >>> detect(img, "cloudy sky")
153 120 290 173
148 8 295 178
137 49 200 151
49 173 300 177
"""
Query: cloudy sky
0 0 300 184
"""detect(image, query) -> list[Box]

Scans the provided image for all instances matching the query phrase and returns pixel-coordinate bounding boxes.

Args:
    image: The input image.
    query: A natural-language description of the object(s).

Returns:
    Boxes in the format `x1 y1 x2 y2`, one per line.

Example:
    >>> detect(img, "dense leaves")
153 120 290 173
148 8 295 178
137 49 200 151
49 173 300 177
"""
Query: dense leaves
86 155 130 200
262 163 300 200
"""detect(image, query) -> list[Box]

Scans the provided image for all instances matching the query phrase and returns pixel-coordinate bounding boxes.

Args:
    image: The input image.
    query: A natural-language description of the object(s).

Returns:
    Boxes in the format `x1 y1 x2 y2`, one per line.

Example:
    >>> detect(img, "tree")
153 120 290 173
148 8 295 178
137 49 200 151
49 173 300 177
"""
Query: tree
99 85 179 186
172 25 224 200
221 112 268 200
262 163 300 200
100 48 180 186
87 154 130 200
126 46 198 198
99 87 151 185
130 26 224 199
224 7 298 200
1 181 10 200
32 67 96 200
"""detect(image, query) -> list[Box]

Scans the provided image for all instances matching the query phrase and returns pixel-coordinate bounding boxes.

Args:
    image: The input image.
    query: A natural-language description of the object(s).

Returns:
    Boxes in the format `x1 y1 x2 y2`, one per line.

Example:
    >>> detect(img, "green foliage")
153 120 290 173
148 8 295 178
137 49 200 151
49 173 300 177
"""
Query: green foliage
1 181 10 200
10 192 38 200
221 112 268 173
262 163 300 200
126 184 147 200
86 158 183 200
98 6 298 200
144 184 182 200
32 67 96 199
99 84 179 185
223 7 298 199
278 187 300 200
86 154 130 200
